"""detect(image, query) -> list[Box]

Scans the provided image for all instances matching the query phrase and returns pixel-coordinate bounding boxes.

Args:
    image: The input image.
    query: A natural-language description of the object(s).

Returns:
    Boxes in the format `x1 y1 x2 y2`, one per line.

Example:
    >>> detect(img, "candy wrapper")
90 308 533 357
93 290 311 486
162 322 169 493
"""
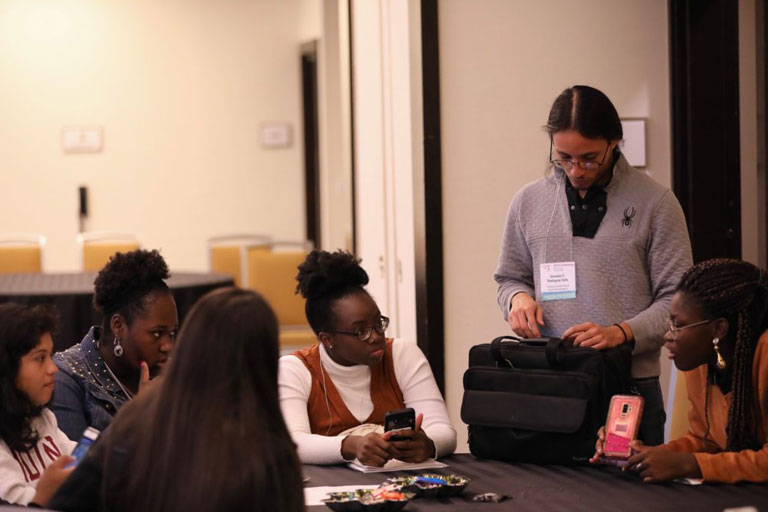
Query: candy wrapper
386 473 471 498
472 492 511 503
322 488 414 512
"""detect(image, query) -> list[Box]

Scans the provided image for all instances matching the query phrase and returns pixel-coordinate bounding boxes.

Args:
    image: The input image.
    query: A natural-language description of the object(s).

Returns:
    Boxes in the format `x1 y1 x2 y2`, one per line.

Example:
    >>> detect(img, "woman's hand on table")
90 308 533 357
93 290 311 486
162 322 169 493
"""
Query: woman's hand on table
626 441 702 483
389 413 436 463
508 293 544 338
341 432 395 467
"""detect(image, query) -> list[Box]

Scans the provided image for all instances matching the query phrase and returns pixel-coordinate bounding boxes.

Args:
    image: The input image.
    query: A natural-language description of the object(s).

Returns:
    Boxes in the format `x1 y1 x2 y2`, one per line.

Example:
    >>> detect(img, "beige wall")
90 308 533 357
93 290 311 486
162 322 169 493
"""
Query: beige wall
439 0 673 451
0 0 317 271
318 0 353 253
739 0 768 268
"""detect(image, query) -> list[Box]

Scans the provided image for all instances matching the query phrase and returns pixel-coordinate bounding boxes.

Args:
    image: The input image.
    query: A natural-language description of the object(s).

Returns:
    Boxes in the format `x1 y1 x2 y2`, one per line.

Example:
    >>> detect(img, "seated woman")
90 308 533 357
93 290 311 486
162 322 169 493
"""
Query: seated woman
0 303 76 506
591 258 768 483
49 288 305 512
279 250 456 466
49 249 178 440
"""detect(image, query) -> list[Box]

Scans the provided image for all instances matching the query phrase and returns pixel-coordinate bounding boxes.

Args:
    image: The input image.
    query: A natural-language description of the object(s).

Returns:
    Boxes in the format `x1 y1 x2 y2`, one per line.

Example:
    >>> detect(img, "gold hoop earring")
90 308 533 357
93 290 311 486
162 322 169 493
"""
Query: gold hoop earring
713 337 726 370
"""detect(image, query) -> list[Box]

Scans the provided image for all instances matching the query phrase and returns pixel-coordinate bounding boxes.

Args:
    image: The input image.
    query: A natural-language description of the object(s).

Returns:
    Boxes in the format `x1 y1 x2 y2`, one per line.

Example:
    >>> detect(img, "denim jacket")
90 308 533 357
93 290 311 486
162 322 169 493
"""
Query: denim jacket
49 326 130 440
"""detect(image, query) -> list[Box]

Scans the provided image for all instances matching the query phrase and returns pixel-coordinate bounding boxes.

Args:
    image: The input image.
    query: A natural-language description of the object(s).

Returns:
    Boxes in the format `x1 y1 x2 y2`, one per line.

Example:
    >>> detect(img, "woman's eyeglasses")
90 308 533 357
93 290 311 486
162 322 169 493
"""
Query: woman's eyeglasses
665 317 712 340
328 316 390 342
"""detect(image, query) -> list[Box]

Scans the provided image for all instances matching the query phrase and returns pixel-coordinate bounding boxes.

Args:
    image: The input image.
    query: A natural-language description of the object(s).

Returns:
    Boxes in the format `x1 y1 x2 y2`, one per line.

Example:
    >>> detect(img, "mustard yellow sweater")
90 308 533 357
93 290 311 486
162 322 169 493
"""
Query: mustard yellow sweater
664 330 768 482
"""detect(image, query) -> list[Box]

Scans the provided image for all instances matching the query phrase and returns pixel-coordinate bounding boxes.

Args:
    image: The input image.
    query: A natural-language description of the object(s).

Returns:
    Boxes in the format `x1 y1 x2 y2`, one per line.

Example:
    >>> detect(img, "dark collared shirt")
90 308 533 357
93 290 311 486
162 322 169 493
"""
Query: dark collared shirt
564 181 608 238
563 154 619 238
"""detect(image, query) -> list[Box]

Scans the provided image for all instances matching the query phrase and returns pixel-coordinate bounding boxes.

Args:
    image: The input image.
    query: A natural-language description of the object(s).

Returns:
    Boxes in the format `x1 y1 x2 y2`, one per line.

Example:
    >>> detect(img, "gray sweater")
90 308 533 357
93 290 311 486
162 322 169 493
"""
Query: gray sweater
494 154 693 378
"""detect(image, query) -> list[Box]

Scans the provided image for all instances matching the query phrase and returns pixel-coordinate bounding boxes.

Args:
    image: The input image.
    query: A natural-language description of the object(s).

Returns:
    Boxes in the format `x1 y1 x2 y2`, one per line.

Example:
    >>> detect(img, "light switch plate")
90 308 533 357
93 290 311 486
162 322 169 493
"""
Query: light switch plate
260 123 292 149
62 127 103 154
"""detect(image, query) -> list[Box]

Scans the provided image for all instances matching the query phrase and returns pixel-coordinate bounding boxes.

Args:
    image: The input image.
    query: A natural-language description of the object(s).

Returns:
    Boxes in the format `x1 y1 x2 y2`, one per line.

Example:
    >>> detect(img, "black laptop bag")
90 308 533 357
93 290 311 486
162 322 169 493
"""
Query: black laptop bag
460 335 632 465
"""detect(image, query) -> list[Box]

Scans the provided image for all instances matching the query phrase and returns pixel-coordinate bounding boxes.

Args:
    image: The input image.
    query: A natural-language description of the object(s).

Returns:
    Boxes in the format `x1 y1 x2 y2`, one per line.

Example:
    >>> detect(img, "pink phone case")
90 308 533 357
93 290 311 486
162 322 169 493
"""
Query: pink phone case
603 394 644 459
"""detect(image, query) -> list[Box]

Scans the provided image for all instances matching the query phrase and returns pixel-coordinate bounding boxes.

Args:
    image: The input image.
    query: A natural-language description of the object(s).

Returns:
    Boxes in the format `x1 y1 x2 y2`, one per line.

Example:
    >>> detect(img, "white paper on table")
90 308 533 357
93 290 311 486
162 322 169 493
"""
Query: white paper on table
304 485 378 507
347 457 448 473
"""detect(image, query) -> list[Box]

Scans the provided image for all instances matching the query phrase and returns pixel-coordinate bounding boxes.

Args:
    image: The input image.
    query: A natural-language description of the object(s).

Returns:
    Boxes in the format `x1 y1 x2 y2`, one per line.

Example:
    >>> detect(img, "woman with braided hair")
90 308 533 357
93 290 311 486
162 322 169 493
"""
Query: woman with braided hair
592 258 768 482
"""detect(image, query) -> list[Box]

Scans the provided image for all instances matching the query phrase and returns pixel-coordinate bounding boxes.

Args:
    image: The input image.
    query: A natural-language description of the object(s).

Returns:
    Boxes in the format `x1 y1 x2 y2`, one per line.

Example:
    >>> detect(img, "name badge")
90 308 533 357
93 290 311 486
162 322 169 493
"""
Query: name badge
540 261 576 301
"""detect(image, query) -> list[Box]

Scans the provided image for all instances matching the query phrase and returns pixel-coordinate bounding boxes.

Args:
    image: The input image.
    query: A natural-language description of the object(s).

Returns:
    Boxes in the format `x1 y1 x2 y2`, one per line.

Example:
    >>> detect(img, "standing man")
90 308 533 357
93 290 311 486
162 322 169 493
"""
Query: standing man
494 85 692 445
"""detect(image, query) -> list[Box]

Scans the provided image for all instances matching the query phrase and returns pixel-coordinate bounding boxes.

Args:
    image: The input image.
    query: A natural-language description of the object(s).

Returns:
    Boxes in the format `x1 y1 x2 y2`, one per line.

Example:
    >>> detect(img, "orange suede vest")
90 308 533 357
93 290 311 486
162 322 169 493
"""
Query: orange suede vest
294 338 405 436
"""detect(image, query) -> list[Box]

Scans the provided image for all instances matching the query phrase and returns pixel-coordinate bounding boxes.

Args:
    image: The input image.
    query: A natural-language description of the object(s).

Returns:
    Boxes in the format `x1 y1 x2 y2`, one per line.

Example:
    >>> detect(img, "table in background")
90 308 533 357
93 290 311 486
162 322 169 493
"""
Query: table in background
303 454 768 512
0 272 234 351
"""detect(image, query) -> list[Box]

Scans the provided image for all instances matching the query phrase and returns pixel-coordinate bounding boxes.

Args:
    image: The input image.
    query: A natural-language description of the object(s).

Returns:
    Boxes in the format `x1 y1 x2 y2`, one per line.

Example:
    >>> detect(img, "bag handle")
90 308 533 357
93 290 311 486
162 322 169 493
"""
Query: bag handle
545 337 567 369
490 335 519 367
490 335 568 369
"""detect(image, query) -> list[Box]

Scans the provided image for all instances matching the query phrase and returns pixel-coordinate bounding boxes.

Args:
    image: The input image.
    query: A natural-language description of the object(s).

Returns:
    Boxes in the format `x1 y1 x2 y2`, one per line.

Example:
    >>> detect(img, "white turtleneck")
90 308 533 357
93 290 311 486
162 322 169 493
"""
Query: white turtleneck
278 339 457 465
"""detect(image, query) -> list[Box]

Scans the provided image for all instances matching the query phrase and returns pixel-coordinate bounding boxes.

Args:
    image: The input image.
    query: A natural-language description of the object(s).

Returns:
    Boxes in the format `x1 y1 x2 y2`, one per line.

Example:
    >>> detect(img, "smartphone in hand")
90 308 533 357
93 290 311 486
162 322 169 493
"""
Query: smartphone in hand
66 426 100 469
384 408 415 441
603 395 644 459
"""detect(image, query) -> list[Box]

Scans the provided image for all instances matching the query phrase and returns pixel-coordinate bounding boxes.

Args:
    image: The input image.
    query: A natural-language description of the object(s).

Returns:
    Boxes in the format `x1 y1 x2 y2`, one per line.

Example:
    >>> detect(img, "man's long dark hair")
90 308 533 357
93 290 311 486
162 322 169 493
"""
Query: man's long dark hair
99 287 304 512
676 259 768 451
546 85 623 141
0 303 57 453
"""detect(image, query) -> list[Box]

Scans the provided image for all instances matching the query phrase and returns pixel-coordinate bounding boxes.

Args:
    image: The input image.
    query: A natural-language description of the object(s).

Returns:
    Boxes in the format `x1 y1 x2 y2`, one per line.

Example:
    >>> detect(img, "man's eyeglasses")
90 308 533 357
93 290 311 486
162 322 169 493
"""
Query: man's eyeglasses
665 317 712 340
549 139 611 171
328 316 390 342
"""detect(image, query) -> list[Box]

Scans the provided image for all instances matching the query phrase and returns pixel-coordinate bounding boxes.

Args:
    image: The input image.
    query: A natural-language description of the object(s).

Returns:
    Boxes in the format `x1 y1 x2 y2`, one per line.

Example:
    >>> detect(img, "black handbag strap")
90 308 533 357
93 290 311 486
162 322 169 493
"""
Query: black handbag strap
490 335 519 367
545 337 566 369
489 335 568 369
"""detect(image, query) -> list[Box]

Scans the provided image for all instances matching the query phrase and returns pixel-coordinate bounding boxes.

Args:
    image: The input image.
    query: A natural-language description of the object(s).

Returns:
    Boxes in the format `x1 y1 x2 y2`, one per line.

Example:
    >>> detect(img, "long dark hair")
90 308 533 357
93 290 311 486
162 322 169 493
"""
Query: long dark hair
676 258 768 451
295 249 370 334
100 288 304 512
0 303 57 453
546 85 623 141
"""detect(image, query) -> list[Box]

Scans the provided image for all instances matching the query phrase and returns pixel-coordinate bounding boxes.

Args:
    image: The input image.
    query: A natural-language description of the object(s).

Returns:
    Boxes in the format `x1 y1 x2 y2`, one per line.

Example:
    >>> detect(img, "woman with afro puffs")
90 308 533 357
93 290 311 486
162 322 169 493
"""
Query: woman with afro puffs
278 250 456 466
49 249 178 440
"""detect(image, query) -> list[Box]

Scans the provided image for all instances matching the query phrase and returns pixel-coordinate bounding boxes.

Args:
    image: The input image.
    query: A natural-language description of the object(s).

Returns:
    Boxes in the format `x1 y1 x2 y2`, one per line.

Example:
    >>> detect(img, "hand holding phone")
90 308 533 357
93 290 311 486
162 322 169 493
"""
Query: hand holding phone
66 426 100 469
385 411 436 463
595 395 643 465
384 408 415 441
33 455 75 507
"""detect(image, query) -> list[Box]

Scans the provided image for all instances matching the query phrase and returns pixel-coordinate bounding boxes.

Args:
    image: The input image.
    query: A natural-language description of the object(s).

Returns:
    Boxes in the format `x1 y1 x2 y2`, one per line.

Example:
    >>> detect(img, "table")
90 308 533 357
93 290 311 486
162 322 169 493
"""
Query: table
303 454 768 511
0 272 234 351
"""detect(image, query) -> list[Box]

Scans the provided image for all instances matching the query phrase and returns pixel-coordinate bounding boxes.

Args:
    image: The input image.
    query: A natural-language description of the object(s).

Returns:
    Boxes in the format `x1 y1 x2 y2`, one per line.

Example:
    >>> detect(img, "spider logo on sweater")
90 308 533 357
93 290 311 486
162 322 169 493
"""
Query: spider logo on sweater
622 207 637 228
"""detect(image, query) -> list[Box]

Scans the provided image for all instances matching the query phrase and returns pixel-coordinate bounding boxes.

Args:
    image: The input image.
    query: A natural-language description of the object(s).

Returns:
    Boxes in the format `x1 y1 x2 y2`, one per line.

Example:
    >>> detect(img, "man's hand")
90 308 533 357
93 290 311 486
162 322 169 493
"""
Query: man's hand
508 293 544 338
626 441 702 483
563 323 628 350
